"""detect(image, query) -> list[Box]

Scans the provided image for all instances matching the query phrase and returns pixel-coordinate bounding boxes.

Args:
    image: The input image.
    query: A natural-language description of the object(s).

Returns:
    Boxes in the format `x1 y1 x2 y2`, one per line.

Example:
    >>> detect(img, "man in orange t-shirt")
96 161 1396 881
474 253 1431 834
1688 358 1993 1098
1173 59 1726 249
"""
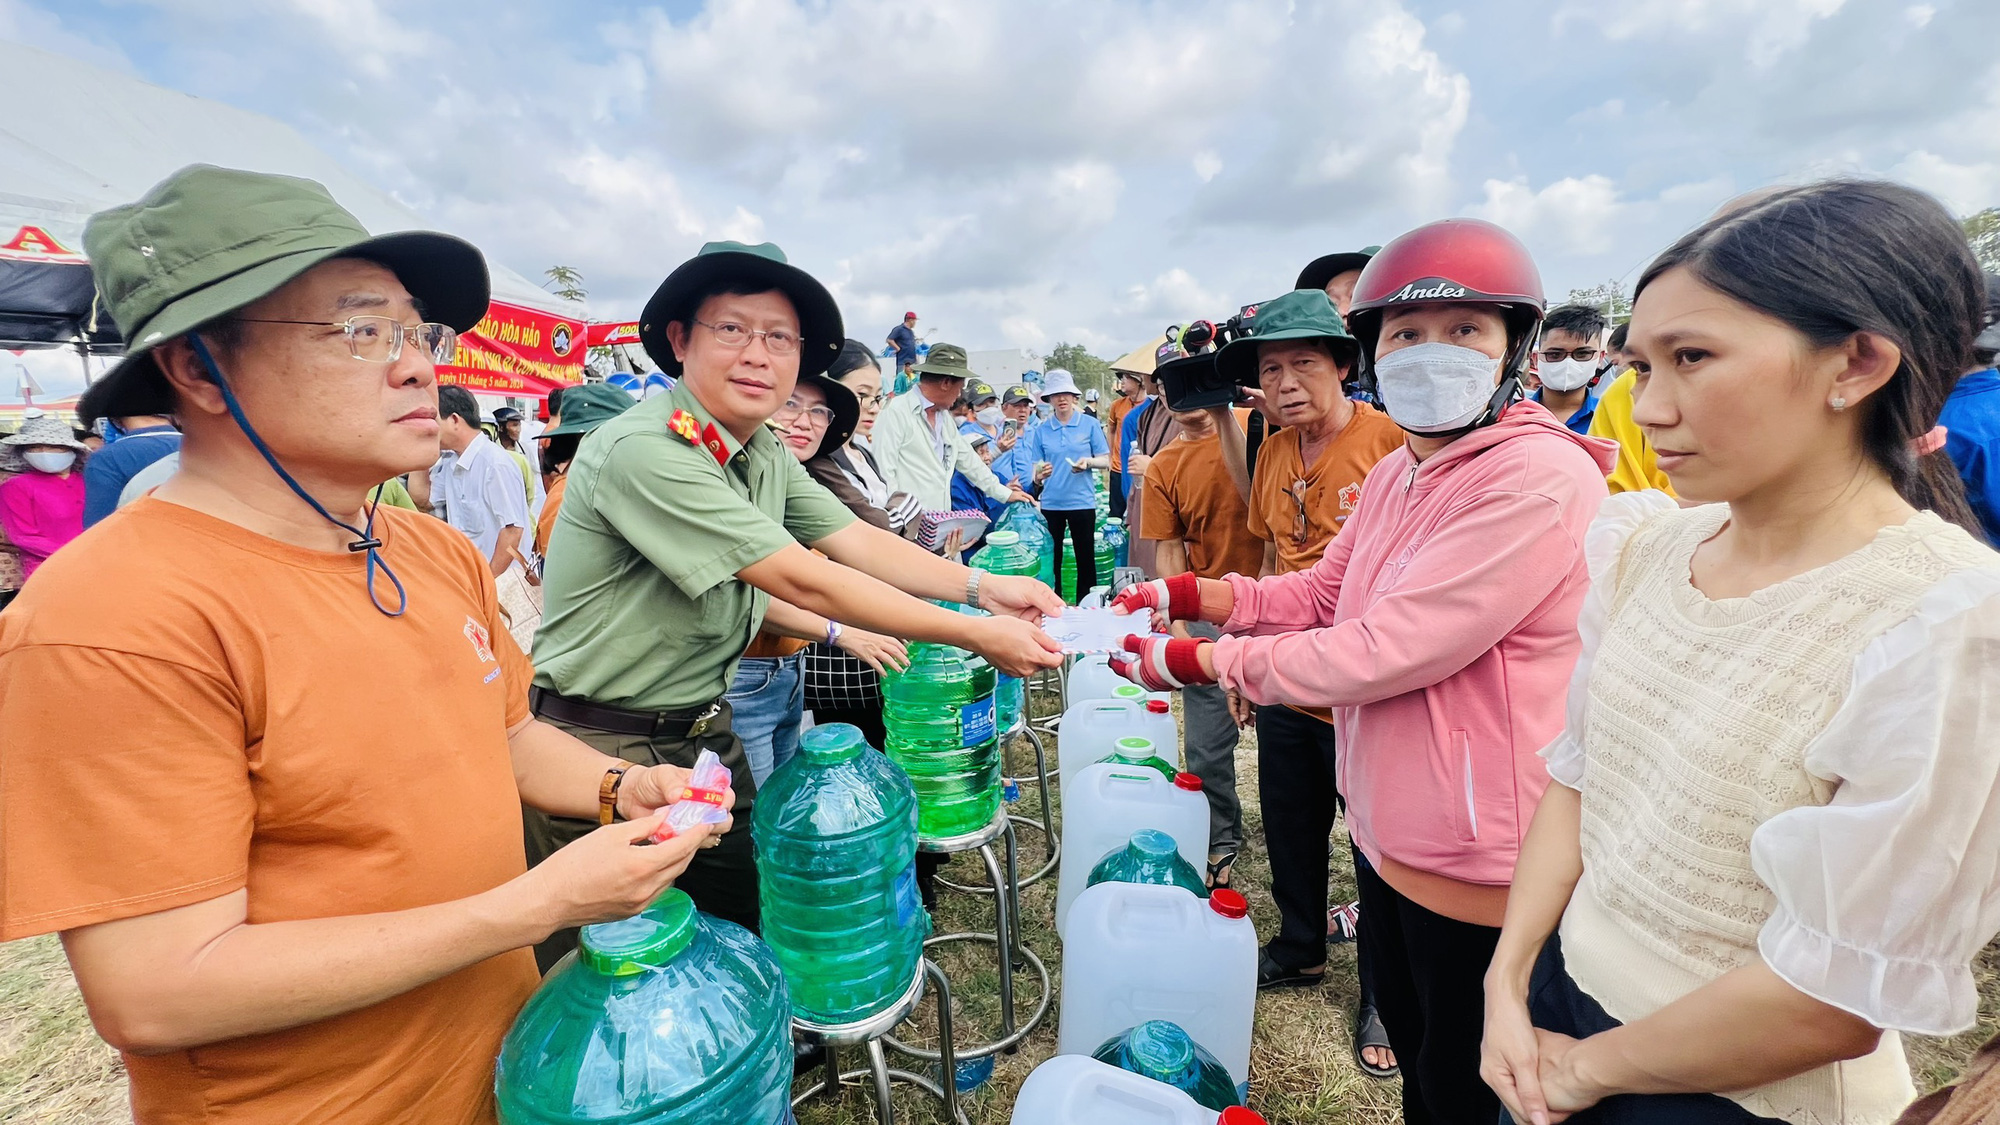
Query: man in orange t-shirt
1140 403 1262 888
1104 367 1146 519
0 166 726 1125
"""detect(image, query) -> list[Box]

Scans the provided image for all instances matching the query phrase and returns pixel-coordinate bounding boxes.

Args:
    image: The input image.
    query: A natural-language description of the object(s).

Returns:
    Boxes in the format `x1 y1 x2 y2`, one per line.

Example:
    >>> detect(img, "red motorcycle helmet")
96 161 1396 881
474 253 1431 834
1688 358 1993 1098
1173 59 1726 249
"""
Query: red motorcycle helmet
1345 217 1546 384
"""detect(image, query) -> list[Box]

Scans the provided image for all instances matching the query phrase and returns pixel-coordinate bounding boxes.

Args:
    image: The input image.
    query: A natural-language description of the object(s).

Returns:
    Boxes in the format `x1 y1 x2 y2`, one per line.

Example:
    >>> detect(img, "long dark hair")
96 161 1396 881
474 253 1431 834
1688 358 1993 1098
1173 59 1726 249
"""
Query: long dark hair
827 339 881 383
1635 179 1983 534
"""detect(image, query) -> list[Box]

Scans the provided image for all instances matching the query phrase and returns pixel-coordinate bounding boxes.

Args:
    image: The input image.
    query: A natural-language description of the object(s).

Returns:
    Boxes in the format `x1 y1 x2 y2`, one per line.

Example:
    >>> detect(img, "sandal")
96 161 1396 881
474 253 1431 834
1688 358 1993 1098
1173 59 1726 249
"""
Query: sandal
1353 1003 1399 1079
1206 850 1237 890
1327 900 1360 945
1256 949 1326 991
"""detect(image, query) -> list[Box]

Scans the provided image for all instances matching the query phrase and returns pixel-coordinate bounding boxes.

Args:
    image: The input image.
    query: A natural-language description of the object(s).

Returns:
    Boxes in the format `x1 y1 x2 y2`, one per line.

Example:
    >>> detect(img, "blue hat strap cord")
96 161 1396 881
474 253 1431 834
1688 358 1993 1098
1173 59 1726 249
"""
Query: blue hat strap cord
188 334 408 617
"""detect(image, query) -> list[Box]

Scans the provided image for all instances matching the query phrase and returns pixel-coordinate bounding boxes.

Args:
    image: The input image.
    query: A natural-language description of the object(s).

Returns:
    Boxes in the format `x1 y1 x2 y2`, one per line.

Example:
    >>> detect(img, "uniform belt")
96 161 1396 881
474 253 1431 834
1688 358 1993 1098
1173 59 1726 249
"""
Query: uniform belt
528 687 722 739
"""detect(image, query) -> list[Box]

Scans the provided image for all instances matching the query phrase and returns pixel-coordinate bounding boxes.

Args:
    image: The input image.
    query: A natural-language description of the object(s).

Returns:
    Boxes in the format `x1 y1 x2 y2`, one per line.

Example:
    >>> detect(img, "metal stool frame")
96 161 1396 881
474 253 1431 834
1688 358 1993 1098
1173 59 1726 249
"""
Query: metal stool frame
791 958 968 1125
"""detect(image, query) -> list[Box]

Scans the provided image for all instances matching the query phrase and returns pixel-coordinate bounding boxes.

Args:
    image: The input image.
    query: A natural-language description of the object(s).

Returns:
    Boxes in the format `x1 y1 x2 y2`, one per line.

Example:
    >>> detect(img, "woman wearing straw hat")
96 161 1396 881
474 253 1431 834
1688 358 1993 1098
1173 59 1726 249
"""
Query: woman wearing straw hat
0 410 90 582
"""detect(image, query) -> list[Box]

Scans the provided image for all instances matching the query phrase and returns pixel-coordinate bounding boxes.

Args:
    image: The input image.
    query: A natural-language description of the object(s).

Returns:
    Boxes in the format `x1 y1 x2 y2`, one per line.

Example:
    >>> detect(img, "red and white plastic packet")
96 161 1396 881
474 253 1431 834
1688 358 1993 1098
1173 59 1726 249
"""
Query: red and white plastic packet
646 749 733 844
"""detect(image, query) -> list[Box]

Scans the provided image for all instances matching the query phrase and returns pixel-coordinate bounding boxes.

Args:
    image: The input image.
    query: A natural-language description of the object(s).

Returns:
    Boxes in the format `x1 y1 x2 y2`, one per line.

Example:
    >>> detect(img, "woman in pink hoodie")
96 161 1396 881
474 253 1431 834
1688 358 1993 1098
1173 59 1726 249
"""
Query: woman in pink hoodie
1114 218 1614 1124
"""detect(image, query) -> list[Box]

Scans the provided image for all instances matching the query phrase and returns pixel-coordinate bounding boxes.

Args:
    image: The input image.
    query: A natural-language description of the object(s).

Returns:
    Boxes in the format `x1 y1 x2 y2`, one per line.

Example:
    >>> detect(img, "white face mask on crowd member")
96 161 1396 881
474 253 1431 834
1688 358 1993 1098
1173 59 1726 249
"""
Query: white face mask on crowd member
1538 356 1597 392
1374 342 1503 433
23 449 77 474
976 406 1003 427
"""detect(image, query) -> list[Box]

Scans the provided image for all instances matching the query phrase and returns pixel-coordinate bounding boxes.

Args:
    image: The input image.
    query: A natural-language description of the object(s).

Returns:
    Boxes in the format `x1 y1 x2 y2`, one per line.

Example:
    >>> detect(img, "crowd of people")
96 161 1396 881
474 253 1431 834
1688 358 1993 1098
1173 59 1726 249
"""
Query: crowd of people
0 160 1996 1125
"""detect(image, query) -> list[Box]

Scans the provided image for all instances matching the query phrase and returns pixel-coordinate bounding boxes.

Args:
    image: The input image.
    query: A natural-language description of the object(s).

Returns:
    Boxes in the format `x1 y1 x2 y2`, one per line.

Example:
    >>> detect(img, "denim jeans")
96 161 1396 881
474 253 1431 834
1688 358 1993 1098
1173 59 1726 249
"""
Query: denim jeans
727 653 805 789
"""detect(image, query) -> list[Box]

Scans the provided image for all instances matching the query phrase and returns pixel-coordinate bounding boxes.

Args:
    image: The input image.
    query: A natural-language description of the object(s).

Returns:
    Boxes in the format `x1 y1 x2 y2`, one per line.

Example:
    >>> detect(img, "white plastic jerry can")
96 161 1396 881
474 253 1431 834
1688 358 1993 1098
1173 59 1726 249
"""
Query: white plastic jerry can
1010 1055 1269 1124
1058 698 1181 795
1069 654 1170 708
1056 764 1208 936
1058 882 1258 1096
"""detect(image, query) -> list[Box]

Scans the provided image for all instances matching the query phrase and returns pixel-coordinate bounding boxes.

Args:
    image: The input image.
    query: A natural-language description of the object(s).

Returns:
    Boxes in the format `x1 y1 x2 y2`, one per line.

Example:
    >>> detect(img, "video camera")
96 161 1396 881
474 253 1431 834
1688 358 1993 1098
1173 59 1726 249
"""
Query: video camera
1156 302 1261 412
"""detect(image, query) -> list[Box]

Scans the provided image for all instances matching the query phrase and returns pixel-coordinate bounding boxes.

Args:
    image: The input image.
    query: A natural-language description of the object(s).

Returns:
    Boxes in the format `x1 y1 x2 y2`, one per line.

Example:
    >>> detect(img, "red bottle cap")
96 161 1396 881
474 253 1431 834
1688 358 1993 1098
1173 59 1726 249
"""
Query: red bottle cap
1173 772 1203 792
1219 1109 1268 1124
1146 699 1170 714
1209 888 1249 919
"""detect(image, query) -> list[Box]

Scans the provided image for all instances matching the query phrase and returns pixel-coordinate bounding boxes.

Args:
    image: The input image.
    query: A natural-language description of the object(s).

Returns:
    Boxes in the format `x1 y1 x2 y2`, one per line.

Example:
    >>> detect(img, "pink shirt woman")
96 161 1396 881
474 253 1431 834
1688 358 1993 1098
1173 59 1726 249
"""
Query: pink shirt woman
0 414 90 579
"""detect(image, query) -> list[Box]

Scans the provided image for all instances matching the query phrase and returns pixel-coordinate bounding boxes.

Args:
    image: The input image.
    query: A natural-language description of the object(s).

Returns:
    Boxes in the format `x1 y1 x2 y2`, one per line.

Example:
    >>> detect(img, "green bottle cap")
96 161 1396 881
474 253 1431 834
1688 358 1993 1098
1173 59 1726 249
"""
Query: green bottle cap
1130 828 1177 857
800 722 867 762
1111 684 1146 700
580 889 697 976
986 530 1019 546
1115 736 1155 756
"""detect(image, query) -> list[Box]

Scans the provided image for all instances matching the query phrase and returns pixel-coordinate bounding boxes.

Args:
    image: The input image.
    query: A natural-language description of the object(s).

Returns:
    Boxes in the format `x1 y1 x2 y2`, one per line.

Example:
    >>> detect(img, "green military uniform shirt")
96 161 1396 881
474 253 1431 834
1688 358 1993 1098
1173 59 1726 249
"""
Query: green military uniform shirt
532 380 855 712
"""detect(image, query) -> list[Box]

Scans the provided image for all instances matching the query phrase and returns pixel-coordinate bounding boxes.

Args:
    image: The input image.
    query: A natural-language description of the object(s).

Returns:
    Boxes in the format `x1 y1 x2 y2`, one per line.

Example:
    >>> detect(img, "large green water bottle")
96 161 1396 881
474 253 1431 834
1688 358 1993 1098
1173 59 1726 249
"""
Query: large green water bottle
496 890 792 1124
883 643 1002 840
1097 735 1178 783
754 724 928 1025
997 501 1056 589
971 531 1040 731
1086 829 1209 900
1090 1020 1243 1113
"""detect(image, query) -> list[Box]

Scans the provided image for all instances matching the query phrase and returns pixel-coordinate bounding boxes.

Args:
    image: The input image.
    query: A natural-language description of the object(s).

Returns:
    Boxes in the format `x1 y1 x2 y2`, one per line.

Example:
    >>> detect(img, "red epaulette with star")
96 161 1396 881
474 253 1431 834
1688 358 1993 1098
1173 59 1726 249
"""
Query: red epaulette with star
668 408 730 467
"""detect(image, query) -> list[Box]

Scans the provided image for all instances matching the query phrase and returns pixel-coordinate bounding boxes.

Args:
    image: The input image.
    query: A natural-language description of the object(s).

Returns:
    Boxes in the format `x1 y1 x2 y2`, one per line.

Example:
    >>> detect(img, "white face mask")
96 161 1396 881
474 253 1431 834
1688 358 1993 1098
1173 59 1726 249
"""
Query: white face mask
976 406 1003 426
1538 357 1596 392
1374 342 1503 434
23 449 76 474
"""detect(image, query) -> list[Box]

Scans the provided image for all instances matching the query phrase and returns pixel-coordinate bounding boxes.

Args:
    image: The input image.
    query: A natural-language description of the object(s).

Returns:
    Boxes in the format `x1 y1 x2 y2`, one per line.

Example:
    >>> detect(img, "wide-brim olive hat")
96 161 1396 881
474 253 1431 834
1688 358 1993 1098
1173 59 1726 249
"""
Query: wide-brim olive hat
909 342 976 381
638 241 843 380
540 382 637 438
79 164 490 424
798 369 860 454
1295 246 1382 293
1215 288 1360 385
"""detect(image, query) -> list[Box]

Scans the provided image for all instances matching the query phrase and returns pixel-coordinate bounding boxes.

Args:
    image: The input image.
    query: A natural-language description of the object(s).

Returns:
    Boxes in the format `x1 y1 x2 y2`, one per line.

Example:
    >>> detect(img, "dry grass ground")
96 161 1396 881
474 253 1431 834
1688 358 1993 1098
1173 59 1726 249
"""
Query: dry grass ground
5 701 1996 1124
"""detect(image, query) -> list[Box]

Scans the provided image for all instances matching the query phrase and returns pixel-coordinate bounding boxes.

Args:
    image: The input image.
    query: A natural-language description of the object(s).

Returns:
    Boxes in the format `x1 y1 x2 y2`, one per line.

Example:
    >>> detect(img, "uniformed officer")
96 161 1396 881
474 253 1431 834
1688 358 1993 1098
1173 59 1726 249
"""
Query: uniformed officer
527 241 1063 961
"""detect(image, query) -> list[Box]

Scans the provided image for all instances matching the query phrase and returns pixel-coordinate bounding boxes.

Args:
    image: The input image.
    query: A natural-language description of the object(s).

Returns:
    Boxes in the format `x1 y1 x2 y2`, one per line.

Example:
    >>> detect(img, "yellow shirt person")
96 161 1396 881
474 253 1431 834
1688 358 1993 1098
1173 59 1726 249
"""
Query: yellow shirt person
1588 368 1675 496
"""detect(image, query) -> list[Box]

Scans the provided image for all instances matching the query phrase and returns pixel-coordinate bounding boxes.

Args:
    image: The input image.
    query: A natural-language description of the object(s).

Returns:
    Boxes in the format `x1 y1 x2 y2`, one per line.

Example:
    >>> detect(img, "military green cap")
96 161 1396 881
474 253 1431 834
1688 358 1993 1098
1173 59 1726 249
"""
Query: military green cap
638 241 843 380
540 382 637 438
910 342 975 380
961 379 998 405
1296 246 1383 293
1215 288 1360 386
79 164 490 424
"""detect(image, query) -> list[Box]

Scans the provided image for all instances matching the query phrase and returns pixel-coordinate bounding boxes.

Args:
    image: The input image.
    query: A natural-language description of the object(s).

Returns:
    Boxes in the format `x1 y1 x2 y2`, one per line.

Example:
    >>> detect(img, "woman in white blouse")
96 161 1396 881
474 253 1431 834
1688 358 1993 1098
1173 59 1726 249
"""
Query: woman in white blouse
1481 179 2000 1125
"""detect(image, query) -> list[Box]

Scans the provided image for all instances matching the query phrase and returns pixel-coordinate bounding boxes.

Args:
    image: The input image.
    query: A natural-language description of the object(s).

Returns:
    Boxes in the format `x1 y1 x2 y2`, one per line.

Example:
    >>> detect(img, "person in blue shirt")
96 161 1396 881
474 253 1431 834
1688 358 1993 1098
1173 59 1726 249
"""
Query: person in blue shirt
1021 368 1110 600
1941 273 2000 546
987 385 1037 491
78 413 181 527
1529 304 1608 435
885 311 919 388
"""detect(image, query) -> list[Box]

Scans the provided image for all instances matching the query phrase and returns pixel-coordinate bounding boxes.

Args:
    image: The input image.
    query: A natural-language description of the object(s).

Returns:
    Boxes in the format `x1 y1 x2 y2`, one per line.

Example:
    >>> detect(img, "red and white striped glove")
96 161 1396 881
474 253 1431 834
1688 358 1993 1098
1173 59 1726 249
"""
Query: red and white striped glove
1110 572 1202 622
1111 633 1216 692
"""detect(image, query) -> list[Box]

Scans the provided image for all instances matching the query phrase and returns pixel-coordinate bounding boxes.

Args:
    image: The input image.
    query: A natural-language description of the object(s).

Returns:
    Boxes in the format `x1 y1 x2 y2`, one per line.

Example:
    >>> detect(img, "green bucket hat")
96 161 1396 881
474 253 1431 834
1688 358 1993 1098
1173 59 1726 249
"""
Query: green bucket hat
638 241 843 380
540 382 637 438
78 164 490 424
909 342 975 381
1215 288 1360 386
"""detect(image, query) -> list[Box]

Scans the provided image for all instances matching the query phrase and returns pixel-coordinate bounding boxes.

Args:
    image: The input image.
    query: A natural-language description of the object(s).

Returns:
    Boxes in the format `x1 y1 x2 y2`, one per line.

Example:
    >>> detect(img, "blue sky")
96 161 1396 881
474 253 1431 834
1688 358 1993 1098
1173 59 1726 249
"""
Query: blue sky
5 0 1997 360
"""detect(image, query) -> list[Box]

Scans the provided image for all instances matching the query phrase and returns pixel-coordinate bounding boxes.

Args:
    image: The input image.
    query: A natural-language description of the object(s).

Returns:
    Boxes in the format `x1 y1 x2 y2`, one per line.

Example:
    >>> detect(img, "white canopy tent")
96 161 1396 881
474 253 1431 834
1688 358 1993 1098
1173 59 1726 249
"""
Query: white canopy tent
0 41 582 406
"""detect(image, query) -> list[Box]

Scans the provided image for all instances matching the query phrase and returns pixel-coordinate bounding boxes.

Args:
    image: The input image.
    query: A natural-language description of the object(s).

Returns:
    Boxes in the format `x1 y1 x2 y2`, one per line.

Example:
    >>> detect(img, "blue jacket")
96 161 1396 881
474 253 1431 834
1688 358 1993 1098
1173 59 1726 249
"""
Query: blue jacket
1119 399 1154 500
1941 366 2000 546
1532 382 1605 436
1023 410 1109 511
82 425 181 527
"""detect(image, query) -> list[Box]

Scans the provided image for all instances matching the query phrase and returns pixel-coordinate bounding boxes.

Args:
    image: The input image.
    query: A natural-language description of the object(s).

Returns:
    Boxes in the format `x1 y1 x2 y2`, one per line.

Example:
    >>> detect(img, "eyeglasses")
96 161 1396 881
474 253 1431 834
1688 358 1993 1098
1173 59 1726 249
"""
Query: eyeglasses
234 315 459 364
773 397 834 428
855 392 886 408
1539 346 1600 363
1288 478 1311 547
694 318 800 356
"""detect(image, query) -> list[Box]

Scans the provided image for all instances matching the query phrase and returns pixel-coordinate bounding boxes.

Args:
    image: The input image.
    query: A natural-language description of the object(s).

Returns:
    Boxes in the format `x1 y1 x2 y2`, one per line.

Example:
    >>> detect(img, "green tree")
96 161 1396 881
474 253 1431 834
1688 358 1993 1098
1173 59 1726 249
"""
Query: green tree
544 265 588 302
1564 280 1632 323
1044 342 1113 400
1964 208 2000 274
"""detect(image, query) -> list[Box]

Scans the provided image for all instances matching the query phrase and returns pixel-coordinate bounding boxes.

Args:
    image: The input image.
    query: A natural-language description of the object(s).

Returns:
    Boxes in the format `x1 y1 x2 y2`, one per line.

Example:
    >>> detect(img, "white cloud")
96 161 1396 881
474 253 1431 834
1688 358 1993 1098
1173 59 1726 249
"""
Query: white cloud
1891 151 2000 216
1904 4 1935 29
1468 175 1627 256
1558 0 1846 66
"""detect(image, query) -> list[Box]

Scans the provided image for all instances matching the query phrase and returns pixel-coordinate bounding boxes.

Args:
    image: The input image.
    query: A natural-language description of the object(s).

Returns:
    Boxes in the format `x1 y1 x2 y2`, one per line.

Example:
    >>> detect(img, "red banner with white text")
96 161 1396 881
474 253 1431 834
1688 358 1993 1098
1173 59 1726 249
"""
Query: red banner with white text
586 320 639 348
437 299 586 398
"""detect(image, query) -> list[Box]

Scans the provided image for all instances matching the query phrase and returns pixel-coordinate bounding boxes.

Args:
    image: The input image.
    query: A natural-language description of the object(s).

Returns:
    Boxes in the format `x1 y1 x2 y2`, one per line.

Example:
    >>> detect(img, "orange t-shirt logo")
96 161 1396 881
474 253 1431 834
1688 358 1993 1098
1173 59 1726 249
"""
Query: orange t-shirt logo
463 617 494 664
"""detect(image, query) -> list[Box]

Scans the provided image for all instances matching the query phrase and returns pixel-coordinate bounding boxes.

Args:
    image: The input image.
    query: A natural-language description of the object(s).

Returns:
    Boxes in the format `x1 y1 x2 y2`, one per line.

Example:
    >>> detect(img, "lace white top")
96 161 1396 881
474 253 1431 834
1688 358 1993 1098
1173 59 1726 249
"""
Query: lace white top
1544 491 2000 1124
